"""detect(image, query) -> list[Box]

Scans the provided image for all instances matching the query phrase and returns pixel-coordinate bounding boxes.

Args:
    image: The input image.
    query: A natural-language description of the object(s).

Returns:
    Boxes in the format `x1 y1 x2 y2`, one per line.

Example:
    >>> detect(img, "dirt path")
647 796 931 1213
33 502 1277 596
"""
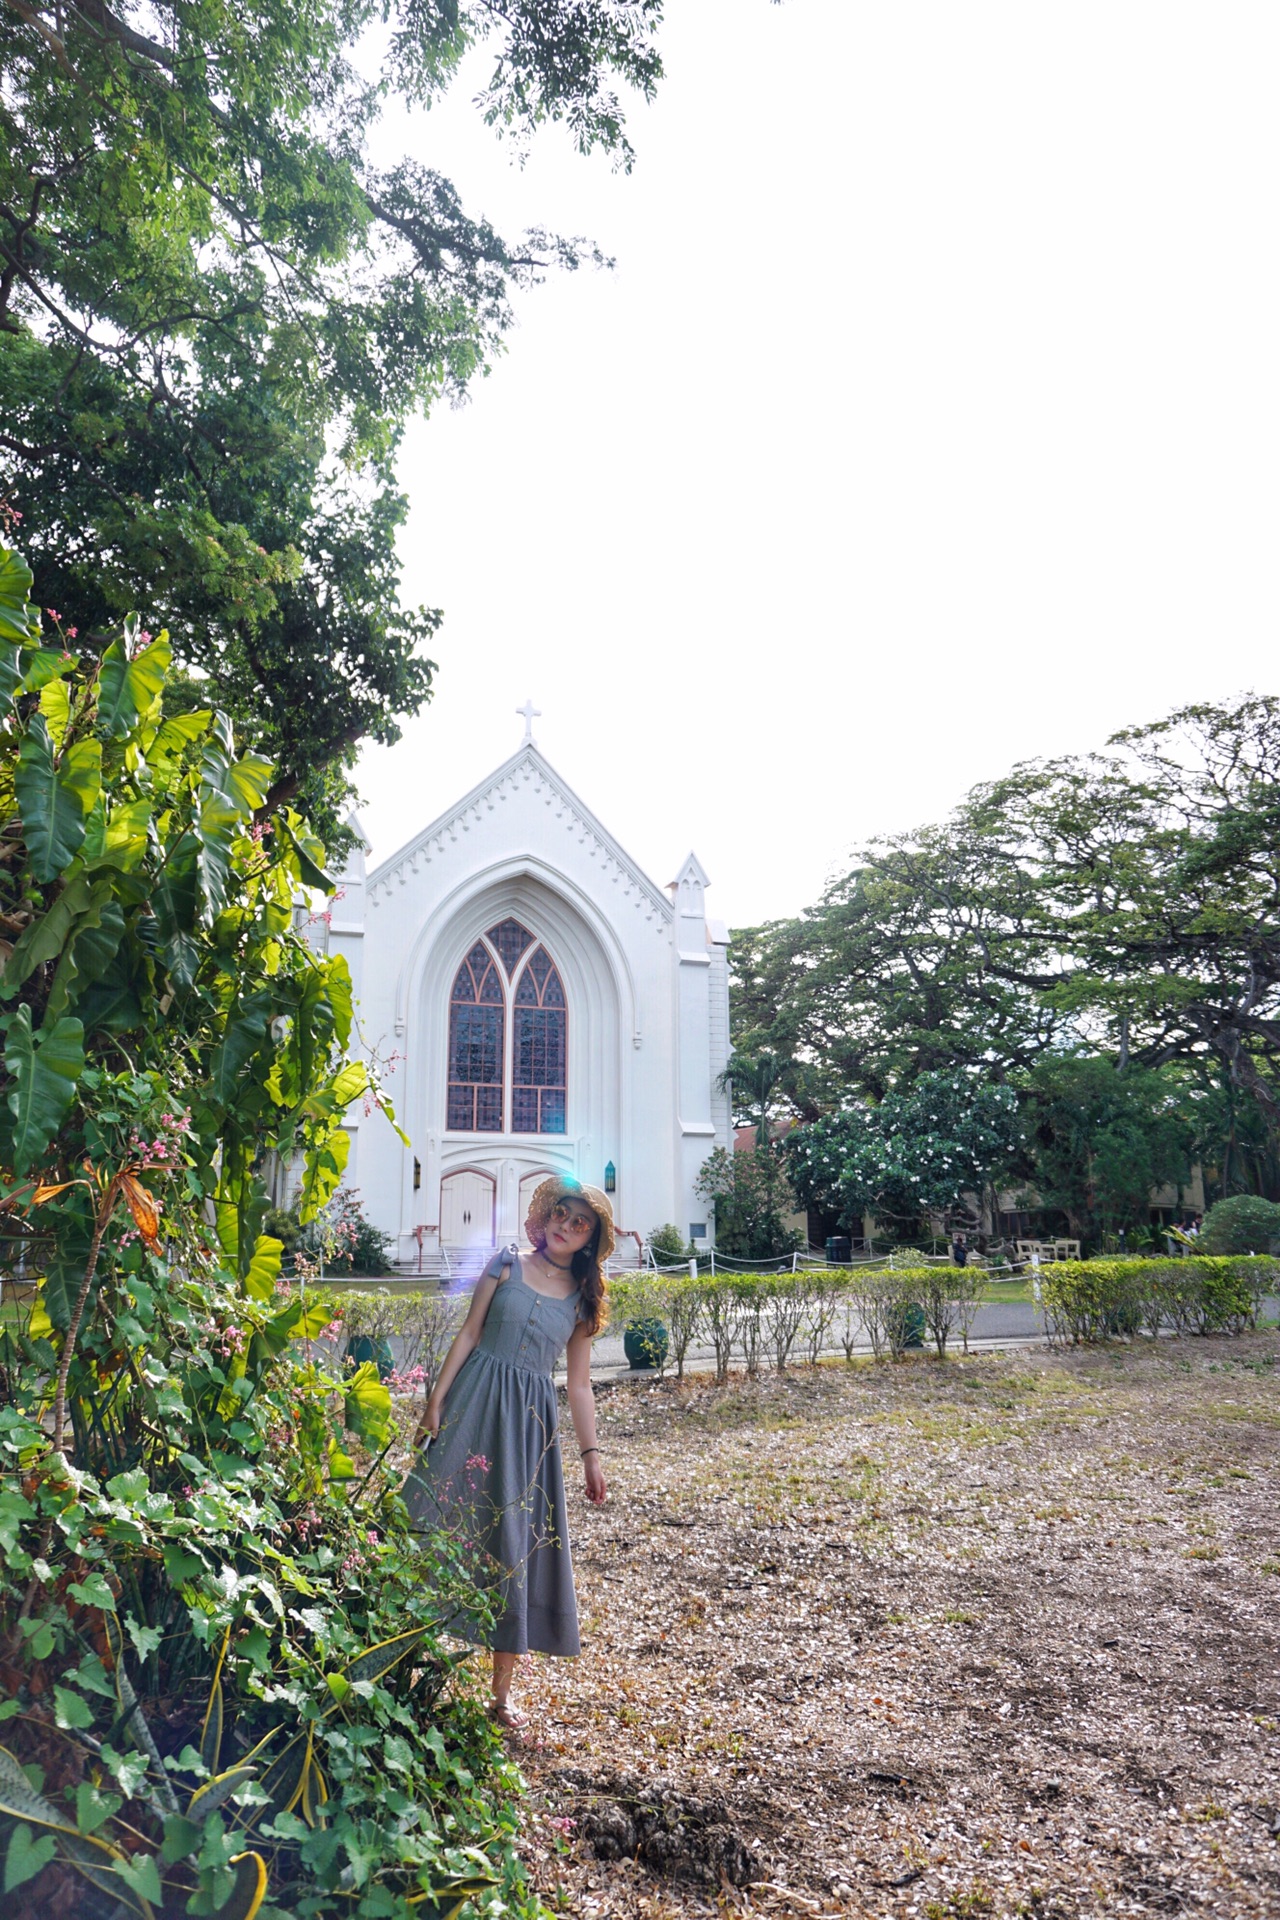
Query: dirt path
511 1335 1280 1918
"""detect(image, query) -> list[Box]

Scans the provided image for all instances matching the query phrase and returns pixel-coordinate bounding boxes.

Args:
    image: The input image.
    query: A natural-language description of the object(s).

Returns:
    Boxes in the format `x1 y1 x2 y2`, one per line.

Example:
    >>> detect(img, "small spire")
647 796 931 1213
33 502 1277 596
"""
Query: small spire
516 697 541 747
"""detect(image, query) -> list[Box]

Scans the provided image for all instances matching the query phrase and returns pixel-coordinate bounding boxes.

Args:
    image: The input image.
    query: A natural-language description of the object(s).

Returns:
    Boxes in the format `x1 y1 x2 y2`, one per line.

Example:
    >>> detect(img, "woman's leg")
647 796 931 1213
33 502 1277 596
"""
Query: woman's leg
490 1650 527 1728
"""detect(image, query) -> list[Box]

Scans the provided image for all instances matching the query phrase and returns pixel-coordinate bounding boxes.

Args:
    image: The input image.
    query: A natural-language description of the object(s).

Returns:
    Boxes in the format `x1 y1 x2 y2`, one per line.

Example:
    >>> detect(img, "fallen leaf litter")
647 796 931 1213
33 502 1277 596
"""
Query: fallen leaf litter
500 1334 1280 1917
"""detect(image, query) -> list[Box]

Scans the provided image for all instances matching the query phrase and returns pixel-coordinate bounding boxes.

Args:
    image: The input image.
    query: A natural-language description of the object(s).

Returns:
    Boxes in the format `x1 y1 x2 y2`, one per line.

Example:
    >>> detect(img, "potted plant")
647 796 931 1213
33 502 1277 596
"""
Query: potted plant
623 1317 669 1371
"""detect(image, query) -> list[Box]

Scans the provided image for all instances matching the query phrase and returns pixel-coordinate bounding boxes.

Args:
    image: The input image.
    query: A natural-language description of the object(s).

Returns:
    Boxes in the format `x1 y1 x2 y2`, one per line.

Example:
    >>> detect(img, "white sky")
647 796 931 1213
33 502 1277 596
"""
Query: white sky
353 2 1280 927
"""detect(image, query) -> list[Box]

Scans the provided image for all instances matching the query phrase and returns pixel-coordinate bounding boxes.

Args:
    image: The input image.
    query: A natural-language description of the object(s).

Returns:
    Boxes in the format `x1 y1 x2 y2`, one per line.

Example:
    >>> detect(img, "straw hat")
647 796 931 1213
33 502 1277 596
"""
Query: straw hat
525 1175 616 1262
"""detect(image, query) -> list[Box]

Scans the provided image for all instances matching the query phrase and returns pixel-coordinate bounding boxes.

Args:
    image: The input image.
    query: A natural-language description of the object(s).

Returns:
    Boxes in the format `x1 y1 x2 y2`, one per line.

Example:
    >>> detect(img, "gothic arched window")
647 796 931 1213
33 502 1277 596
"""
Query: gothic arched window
512 945 567 1134
444 923 568 1135
446 942 505 1131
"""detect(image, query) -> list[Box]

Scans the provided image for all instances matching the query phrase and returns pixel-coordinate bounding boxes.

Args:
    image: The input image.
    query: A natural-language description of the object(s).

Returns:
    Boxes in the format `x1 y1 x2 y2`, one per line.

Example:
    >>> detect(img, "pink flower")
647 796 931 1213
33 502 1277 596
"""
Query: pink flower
66 626 78 639
46 608 58 619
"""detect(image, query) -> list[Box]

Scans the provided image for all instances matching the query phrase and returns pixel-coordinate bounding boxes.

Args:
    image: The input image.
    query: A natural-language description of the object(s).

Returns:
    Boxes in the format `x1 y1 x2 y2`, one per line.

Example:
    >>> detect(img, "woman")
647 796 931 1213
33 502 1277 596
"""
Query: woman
404 1177 611 1729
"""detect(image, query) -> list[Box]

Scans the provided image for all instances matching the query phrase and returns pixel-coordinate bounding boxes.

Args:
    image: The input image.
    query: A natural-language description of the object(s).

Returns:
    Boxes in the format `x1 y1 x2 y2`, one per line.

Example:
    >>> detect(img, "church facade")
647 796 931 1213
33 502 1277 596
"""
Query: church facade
321 734 733 1269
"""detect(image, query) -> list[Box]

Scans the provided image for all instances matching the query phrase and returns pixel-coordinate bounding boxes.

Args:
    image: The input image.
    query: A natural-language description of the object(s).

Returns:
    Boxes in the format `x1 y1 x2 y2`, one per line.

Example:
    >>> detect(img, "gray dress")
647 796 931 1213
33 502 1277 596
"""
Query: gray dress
402 1248 583 1657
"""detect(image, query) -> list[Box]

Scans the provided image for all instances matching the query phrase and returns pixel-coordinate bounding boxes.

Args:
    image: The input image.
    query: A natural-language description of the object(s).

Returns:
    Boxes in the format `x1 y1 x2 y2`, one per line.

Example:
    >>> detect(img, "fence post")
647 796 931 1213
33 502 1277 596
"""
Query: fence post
710 1248 716 1275
688 1258 697 1280
792 1250 799 1272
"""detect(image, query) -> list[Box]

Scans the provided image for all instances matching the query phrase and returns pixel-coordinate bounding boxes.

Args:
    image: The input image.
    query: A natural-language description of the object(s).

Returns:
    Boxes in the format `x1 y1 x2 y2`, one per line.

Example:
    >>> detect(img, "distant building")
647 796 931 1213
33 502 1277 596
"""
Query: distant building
310 721 732 1269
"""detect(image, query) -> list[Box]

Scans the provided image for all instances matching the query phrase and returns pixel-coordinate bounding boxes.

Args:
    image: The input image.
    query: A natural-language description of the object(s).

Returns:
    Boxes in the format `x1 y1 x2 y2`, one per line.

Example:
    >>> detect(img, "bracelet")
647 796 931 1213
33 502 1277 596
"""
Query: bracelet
580 1446 599 1458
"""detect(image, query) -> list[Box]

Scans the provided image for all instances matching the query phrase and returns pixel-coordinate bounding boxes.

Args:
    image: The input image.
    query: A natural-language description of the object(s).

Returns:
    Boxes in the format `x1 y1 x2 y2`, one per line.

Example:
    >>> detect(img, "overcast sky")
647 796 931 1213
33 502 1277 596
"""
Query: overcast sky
353 2 1280 927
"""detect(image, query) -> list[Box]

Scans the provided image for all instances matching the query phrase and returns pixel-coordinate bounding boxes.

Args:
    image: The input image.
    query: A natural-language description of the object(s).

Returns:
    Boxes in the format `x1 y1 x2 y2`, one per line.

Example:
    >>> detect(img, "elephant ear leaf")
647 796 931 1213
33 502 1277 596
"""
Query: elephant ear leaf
0 544 40 645
14 714 96 881
4 1006 84 1173
97 629 171 738
343 1361 391 1449
210 1851 268 1920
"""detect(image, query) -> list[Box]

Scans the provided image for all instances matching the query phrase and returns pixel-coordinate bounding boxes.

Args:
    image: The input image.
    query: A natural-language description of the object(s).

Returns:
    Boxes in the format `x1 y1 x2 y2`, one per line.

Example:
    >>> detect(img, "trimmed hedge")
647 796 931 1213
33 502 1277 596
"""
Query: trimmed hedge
1041 1256 1279 1346
611 1256 1280 1376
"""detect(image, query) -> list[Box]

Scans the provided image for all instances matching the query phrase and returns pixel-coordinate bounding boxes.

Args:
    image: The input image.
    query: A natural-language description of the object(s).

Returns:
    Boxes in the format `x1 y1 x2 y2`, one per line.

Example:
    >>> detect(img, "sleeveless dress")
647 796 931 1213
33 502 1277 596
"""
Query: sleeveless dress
402 1248 583 1657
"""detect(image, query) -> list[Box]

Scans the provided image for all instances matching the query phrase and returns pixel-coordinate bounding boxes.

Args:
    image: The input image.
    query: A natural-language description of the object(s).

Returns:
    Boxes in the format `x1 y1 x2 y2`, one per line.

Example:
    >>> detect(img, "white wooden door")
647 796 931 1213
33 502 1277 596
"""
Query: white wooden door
440 1170 495 1247
518 1170 557 1230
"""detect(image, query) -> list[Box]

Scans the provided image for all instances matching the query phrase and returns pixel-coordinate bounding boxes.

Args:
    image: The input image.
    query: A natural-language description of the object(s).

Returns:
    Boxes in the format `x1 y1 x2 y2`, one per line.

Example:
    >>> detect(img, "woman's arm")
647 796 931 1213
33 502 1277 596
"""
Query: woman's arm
565 1322 606 1505
416 1266 504 1441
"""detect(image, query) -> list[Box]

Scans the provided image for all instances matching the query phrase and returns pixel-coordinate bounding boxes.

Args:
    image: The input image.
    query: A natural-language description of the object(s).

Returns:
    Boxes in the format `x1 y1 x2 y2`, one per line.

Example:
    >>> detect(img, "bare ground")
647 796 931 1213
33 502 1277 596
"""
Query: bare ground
507 1334 1280 1919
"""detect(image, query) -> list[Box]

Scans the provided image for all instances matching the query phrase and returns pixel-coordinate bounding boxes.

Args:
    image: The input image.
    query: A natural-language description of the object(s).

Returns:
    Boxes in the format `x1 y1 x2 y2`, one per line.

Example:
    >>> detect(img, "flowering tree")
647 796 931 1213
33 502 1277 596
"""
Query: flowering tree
785 1071 1023 1231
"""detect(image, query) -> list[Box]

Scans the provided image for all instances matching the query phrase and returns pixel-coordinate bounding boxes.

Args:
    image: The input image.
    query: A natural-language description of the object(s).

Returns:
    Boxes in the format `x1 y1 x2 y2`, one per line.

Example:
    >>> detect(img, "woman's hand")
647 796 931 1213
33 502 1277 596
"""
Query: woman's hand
416 1395 443 1447
583 1454 606 1505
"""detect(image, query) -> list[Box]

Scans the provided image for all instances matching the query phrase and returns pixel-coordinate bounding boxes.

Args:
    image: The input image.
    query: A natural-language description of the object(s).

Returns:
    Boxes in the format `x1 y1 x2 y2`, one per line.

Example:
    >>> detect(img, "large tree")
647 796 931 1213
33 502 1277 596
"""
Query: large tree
0 0 663 835
733 696 1280 1200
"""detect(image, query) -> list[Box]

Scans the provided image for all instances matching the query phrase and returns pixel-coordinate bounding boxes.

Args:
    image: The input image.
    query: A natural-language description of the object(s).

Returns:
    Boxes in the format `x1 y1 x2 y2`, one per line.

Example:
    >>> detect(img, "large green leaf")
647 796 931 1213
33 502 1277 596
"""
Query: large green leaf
280 811 335 893
14 715 95 882
40 676 71 748
0 544 40 647
152 832 200 940
210 991 274 1106
343 1360 392 1448
149 710 212 762
296 1123 349 1223
4 1005 85 1173
47 899 127 1021
243 1235 283 1303
198 796 240 921
97 629 171 737
0 870 95 998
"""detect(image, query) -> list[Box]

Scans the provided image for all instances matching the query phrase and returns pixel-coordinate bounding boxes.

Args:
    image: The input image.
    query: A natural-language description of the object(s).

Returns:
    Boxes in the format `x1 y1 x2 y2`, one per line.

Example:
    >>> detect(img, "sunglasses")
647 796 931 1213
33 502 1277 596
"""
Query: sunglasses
550 1202 595 1233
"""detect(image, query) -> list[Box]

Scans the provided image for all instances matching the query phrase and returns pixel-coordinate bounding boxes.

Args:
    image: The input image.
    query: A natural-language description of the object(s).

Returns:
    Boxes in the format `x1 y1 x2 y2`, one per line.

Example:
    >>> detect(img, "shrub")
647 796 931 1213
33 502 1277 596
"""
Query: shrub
329 1285 465 1393
646 1222 695 1264
1200 1195 1280 1254
1042 1256 1279 1345
298 1186 395 1276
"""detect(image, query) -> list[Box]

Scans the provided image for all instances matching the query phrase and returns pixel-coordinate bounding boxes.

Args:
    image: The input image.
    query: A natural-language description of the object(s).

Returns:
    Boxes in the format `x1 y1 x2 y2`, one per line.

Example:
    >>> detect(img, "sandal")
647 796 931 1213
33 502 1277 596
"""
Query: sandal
490 1700 529 1731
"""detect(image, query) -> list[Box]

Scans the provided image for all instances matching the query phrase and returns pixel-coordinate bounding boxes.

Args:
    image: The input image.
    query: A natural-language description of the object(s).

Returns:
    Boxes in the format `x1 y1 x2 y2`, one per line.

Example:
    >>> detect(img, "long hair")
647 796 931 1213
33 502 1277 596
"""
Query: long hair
530 1219 608 1335
571 1233 608 1336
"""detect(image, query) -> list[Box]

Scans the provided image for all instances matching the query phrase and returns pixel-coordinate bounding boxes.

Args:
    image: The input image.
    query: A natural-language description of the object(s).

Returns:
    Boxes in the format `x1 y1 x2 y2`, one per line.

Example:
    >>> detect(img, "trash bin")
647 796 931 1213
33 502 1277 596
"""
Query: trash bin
825 1235 852 1264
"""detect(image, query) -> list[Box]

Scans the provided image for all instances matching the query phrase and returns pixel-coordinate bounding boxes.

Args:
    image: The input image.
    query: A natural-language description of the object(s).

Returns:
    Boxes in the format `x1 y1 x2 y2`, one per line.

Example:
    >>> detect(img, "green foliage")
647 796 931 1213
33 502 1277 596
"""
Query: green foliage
1018 1057 1193 1242
785 1070 1023 1228
1199 1194 1280 1254
1041 1256 1278 1345
694 1144 802 1259
732 695 1280 1212
0 551 530 1917
646 1222 696 1265
298 1188 395 1277
1 0 663 836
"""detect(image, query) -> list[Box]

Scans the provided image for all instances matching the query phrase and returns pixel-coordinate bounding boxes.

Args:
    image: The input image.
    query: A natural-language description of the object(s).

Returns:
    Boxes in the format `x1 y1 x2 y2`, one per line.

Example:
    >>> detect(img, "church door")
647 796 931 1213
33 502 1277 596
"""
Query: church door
439 1170 495 1249
518 1170 558 1229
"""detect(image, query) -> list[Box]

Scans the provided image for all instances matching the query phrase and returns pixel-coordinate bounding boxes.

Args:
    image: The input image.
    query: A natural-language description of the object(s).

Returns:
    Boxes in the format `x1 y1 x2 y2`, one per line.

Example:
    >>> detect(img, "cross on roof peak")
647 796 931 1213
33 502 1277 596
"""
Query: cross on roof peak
516 697 541 747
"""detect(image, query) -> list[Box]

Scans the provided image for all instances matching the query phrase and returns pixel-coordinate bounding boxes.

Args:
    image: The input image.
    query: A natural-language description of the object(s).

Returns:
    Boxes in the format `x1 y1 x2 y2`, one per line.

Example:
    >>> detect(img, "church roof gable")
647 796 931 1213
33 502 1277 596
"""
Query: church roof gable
365 745 674 923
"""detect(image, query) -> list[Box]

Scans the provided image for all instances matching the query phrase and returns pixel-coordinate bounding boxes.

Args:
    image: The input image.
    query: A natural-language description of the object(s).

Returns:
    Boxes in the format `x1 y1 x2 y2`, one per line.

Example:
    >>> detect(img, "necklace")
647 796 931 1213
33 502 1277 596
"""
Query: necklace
538 1251 573 1274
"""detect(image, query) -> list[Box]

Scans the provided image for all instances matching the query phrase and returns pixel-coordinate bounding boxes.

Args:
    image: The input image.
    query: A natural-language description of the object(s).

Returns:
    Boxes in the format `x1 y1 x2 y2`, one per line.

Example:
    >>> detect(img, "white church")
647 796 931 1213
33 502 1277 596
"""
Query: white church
316 708 733 1270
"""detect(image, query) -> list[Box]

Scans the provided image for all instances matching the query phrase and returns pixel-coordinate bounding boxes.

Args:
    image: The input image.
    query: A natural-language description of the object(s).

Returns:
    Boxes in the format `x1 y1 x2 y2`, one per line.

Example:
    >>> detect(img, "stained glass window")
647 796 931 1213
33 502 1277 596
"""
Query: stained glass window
445 932 567 1134
487 918 533 977
512 946 567 1134
447 943 504 1131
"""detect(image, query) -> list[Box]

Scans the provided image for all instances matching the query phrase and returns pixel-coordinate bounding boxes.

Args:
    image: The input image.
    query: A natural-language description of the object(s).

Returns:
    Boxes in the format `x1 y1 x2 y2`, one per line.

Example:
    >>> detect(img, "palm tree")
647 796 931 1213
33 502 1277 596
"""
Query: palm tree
719 1049 791 1147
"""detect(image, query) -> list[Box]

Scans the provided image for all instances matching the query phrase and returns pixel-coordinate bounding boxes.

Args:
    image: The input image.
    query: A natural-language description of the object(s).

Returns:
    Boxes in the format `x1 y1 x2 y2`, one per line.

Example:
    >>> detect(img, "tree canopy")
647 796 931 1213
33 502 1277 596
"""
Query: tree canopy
734 695 1280 1227
1 0 664 835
